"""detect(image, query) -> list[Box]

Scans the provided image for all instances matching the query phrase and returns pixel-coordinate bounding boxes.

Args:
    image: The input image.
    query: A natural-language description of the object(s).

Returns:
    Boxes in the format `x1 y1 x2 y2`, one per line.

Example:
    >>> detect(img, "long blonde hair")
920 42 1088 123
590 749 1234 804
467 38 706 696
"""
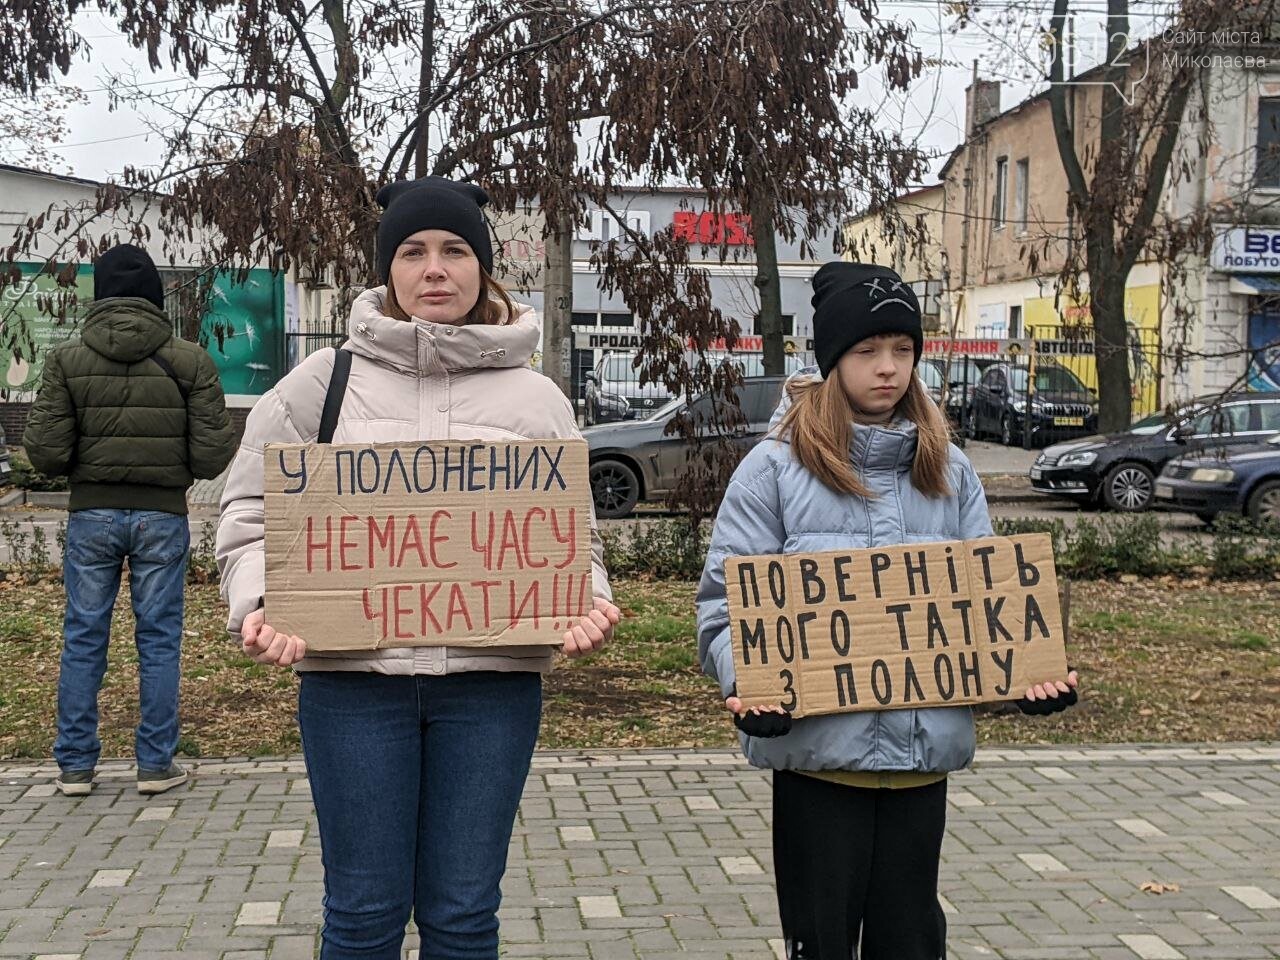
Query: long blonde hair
777 371 952 498
385 266 518 326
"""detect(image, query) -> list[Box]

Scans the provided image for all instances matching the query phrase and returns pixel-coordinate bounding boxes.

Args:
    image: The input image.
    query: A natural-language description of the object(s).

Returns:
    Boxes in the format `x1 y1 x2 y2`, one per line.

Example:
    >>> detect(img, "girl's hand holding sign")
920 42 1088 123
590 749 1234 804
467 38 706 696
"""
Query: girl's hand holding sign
725 687 793 738
1016 668 1080 715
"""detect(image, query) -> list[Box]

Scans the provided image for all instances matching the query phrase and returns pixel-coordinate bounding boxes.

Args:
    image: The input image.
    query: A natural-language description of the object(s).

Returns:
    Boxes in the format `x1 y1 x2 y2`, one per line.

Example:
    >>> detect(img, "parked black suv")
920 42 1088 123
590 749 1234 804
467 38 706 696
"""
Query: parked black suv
1030 392 1280 511
967 360 1098 446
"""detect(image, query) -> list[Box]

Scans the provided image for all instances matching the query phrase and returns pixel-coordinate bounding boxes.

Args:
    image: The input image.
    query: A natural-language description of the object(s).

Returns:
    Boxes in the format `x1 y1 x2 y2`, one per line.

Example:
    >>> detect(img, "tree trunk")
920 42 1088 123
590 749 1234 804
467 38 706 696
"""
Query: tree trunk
1048 0 1134 432
414 0 435 178
1090 264 1131 433
543 208 574 399
749 191 785 376
540 10 575 401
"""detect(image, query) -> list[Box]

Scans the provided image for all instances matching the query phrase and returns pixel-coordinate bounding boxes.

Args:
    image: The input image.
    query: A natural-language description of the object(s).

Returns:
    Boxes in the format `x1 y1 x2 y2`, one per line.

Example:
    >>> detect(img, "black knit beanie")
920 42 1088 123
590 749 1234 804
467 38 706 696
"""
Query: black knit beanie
810 261 923 376
375 176 494 282
93 243 164 310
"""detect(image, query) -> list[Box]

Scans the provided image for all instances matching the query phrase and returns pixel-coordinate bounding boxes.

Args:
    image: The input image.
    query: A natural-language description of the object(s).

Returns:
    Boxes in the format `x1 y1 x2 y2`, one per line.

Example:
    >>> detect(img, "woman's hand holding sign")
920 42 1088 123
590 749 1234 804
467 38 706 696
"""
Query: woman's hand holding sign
241 608 308 667
561 597 621 658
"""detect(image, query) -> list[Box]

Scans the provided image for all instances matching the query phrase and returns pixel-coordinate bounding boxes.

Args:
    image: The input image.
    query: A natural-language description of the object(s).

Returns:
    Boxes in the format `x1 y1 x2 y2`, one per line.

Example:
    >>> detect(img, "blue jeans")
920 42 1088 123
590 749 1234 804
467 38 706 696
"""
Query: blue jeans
299 670 542 960
55 508 190 773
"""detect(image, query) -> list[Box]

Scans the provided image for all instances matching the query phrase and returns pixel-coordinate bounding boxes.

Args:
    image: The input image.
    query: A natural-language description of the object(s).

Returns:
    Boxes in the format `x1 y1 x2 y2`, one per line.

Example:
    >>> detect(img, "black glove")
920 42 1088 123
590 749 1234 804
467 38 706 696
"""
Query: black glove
726 685 793 738
734 709 793 738
1016 668 1079 716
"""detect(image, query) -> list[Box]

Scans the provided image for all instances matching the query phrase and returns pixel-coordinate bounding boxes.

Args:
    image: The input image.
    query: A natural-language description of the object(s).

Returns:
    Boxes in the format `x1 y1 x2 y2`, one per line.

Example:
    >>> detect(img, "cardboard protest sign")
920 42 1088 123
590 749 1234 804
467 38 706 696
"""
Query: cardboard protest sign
264 440 592 651
726 534 1067 717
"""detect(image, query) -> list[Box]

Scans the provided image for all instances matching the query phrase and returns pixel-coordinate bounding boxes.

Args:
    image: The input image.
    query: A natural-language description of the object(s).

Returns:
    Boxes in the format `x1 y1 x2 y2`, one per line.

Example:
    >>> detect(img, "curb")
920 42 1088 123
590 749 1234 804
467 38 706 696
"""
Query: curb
984 493 1055 505
26 491 71 509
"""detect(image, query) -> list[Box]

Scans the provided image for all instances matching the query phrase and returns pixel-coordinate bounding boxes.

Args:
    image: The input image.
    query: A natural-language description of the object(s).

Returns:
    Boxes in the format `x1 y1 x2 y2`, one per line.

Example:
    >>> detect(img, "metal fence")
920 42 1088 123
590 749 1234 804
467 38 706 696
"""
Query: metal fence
285 332 346 369
923 326 1163 450
1028 324 1163 420
573 348 817 426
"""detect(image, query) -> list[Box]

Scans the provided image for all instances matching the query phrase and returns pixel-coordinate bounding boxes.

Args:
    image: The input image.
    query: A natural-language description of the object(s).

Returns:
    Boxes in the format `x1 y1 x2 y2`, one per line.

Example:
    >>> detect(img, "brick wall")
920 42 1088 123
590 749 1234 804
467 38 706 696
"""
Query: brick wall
0 402 31 445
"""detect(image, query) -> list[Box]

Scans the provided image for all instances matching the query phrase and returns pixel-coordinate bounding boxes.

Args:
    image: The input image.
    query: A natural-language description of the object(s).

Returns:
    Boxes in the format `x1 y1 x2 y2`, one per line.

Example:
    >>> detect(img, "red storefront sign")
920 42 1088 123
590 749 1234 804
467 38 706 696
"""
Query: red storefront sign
923 338 1031 357
672 211 754 246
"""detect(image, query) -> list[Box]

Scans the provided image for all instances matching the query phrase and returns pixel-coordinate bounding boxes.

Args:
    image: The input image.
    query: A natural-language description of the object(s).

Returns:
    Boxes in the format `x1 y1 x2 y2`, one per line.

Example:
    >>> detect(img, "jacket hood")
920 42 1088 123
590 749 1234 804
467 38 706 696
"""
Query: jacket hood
851 419 919 471
81 297 174 363
345 286 540 375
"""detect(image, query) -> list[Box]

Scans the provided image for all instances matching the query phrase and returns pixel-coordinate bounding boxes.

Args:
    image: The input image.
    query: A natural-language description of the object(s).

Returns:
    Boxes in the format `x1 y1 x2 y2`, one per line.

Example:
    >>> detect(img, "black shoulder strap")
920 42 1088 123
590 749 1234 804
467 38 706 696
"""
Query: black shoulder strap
318 348 353 444
149 352 190 402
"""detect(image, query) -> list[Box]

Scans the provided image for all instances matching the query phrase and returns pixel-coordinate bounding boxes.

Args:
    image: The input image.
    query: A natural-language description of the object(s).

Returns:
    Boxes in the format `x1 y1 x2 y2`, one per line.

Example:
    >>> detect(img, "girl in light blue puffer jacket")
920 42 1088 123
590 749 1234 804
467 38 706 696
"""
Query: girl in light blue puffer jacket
697 262 1078 960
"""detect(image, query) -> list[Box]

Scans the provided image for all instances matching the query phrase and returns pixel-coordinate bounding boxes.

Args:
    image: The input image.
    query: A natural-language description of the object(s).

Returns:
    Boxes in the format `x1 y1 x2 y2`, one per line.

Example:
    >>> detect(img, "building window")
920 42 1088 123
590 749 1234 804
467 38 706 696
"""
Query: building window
1014 159 1029 233
158 268 199 335
910 280 943 323
572 311 635 328
993 156 1008 228
1009 304 1023 339
1257 98 1280 187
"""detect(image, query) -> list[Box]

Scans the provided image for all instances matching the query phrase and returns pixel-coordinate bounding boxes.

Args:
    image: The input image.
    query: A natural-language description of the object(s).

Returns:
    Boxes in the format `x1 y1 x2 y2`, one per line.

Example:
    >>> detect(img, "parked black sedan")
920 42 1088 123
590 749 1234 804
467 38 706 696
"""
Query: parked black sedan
1030 392 1280 512
967 361 1098 446
1155 434 1280 525
582 377 786 519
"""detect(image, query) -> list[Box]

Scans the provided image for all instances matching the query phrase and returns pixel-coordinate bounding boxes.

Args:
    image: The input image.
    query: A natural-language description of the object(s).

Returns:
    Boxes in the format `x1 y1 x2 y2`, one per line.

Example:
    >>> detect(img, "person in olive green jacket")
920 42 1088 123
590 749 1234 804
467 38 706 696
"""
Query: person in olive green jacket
23 243 235 797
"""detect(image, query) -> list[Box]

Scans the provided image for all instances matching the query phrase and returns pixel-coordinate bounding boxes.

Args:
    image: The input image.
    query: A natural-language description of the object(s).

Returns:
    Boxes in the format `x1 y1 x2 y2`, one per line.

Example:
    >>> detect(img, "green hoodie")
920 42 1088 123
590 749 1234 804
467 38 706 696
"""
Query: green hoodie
22 297 235 515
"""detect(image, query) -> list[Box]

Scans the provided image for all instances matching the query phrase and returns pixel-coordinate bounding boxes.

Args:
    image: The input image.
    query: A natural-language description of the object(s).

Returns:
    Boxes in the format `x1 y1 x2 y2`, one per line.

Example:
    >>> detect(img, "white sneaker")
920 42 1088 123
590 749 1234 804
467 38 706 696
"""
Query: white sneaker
137 763 188 795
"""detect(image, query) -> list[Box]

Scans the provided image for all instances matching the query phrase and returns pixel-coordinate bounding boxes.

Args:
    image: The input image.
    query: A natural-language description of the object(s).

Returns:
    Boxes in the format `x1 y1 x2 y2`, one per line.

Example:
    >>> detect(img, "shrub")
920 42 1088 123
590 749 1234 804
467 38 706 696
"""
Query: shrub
4 449 69 492
187 519 220 584
601 518 710 581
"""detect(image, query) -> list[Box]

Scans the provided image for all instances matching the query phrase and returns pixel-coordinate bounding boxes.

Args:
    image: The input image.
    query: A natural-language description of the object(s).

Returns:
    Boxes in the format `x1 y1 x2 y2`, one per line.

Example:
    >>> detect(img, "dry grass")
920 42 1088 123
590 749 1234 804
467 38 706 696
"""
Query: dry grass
1 576 1276 759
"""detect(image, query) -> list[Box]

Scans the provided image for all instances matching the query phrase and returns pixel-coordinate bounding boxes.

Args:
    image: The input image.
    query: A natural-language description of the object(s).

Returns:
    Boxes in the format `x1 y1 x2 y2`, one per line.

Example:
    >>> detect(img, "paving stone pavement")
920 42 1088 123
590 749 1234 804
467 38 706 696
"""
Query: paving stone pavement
2 745 1279 960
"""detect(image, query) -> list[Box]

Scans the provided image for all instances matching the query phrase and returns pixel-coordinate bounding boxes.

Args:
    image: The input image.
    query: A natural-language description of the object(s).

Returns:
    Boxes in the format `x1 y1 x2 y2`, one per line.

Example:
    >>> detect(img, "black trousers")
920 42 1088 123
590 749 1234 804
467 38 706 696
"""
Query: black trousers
773 770 948 960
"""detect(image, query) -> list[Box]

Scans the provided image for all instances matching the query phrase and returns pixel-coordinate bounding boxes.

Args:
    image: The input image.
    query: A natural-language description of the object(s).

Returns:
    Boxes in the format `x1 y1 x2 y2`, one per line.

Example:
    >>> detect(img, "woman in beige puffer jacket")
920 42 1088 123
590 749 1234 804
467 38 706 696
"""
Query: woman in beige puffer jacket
216 176 619 960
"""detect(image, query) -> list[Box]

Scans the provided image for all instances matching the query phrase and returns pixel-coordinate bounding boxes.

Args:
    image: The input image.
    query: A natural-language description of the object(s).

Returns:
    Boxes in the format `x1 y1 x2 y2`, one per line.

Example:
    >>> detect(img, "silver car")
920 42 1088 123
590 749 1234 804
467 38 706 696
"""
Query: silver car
582 376 788 518
583 352 674 425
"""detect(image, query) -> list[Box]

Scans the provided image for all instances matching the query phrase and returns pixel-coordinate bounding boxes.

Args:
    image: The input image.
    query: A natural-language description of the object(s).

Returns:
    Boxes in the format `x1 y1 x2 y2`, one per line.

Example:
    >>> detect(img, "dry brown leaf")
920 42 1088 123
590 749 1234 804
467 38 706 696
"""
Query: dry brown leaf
1140 882 1180 895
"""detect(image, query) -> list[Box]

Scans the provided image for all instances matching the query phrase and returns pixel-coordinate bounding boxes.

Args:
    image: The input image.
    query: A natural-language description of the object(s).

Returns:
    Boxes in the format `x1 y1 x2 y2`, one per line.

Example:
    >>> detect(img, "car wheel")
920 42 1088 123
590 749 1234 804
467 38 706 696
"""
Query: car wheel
590 459 641 519
1102 462 1155 512
1247 479 1280 528
1000 414 1015 446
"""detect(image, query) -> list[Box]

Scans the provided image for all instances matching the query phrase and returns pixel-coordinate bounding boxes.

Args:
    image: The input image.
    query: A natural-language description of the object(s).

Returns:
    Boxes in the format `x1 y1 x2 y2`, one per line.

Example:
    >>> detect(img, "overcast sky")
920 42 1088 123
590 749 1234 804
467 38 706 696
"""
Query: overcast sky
34 2 1174 188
